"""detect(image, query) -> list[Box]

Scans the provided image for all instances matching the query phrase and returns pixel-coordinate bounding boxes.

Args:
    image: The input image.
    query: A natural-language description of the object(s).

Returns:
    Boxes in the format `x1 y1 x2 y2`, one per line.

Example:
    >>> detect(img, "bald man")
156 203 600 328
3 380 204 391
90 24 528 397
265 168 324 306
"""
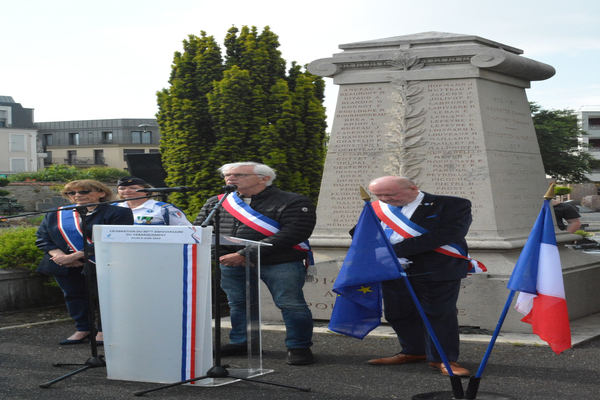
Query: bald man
365 176 472 377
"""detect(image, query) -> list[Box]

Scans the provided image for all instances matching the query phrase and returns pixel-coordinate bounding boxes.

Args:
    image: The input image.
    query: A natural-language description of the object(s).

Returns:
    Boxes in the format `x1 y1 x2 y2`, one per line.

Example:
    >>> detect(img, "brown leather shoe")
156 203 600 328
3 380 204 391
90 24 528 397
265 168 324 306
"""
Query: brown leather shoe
429 361 470 377
367 353 427 365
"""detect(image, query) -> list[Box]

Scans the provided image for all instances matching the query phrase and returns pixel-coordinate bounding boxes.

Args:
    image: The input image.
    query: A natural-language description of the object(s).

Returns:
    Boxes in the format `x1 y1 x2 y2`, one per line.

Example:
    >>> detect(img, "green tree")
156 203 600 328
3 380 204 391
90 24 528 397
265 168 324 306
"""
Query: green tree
157 26 327 217
157 32 224 212
531 102 593 183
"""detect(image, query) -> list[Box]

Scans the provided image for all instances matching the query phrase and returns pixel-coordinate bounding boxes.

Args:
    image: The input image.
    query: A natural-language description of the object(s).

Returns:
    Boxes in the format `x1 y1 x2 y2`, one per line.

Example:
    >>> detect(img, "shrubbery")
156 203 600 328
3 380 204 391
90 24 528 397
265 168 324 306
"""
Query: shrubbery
8 164 128 183
0 227 43 271
0 177 9 197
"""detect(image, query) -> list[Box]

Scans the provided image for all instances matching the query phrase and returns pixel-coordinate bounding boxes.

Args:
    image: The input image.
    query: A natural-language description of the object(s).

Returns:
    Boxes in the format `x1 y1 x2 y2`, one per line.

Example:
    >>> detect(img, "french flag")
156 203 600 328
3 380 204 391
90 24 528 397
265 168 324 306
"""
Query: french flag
507 199 571 354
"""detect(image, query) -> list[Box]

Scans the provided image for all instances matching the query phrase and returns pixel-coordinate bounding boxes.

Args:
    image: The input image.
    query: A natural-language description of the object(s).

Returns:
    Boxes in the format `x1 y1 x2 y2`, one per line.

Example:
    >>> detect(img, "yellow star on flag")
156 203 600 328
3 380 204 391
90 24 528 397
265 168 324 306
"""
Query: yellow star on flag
357 286 373 294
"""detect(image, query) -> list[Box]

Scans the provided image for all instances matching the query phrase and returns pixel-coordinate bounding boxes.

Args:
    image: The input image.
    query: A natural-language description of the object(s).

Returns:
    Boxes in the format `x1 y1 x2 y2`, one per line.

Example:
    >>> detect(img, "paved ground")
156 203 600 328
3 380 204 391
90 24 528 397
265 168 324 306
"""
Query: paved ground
2 305 600 400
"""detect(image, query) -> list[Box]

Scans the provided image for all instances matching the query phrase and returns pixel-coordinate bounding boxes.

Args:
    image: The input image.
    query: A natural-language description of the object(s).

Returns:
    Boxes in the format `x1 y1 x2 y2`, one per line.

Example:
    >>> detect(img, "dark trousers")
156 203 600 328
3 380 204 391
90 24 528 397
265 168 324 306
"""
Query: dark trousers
54 272 101 332
381 277 461 362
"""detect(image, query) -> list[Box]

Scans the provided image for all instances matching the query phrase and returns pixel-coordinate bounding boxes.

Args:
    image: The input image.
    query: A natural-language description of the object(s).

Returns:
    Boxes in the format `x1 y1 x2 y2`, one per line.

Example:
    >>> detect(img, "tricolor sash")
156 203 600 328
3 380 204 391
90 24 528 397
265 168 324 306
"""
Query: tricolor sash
218 194 313 263
372 200 486 273
57 207 95 263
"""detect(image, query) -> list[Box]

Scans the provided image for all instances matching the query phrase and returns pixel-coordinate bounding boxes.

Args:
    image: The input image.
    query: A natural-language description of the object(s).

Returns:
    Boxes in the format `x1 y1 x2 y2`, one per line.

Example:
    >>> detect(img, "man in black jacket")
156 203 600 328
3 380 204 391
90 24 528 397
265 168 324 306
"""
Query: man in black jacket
365 176 472 377
194 162 316 365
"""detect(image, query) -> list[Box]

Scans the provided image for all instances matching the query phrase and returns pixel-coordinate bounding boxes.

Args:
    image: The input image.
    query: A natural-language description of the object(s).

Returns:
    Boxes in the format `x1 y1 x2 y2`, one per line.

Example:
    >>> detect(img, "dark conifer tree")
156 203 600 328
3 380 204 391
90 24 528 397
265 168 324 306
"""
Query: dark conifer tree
157 26 327 217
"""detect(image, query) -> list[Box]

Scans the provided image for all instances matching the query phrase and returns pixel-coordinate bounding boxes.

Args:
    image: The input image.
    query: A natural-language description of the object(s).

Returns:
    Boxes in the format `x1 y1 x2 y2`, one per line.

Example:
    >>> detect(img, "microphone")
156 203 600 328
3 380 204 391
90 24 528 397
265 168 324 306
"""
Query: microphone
136 187 198 193
222 184 238 192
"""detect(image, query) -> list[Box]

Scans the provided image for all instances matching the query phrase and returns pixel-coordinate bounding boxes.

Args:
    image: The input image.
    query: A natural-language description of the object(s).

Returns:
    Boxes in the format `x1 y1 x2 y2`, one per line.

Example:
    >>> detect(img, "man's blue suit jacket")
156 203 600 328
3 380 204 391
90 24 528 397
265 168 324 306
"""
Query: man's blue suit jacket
390 192 472 282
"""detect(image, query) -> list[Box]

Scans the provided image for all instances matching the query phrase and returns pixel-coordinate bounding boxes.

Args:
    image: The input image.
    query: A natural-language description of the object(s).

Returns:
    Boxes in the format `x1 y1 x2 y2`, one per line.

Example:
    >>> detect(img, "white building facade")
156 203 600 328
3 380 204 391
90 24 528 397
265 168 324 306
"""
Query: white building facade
0 96 42 176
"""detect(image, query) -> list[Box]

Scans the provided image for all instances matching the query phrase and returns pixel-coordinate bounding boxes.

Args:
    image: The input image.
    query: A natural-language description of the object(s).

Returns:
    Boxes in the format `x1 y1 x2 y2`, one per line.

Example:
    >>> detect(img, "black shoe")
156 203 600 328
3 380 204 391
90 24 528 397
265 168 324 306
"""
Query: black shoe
59 333 90 345
286 348 314 365
219 343 248 357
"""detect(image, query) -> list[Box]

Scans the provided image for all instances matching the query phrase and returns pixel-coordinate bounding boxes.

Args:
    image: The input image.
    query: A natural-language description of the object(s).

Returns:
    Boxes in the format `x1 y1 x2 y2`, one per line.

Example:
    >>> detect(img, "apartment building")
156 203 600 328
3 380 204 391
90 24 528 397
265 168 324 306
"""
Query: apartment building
36 118 160 170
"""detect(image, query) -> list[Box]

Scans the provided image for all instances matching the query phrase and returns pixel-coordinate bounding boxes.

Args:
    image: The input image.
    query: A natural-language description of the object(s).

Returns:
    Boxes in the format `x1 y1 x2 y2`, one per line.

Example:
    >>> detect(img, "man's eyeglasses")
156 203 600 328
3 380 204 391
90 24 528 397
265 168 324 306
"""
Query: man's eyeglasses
221 173 261 179
63 190 98 196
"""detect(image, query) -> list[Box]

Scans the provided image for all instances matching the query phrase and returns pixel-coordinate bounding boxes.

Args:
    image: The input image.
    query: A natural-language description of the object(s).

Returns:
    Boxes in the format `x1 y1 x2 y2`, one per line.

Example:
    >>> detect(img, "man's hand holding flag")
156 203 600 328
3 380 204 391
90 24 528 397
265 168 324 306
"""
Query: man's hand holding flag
328 194 404 339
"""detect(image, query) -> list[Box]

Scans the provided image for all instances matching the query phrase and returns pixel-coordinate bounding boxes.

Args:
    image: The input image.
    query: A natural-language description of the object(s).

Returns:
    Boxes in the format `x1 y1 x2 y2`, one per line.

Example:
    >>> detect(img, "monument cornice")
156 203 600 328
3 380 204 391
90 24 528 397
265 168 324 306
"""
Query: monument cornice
308 32 555 83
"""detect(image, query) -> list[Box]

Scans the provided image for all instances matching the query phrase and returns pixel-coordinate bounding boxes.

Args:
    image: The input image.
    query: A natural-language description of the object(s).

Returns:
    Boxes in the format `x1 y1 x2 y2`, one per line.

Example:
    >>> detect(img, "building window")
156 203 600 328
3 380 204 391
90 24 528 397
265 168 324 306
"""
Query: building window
43 134 53 146
131 131 152 144
0 106 11 127
10 134 27 152
589 118 600 130
101 131 113 143
67 150 77 164
123 149 145 161
131 131 141 144
69 132 80 145
94 150 105 165
11 158 27 172
589 138 600 148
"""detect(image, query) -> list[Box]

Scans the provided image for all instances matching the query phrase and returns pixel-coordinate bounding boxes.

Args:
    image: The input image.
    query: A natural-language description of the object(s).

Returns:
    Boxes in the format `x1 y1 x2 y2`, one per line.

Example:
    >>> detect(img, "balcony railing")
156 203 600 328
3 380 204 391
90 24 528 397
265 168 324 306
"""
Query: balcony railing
42 137 159 146
44 157 106 166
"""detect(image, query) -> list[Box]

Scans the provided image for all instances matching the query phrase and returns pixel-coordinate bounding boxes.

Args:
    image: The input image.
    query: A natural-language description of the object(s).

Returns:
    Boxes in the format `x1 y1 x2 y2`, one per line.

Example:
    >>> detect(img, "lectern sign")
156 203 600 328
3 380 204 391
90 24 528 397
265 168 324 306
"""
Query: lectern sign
99 226 203 244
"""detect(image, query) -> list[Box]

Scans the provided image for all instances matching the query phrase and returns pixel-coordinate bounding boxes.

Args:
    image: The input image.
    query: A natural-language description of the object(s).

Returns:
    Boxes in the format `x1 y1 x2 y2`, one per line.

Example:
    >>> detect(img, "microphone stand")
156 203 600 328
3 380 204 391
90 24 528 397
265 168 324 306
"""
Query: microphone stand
3 195 159 389
132 186 310 396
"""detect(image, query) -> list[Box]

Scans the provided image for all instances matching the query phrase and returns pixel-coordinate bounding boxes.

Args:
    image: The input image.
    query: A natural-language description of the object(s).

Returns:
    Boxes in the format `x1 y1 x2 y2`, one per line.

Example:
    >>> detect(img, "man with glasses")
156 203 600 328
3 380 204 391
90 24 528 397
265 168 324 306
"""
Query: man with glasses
194 162 317 365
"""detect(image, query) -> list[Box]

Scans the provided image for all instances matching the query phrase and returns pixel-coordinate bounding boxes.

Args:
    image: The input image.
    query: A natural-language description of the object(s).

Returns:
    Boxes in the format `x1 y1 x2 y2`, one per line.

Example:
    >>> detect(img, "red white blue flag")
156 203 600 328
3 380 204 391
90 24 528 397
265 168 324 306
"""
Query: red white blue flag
507 200 571 354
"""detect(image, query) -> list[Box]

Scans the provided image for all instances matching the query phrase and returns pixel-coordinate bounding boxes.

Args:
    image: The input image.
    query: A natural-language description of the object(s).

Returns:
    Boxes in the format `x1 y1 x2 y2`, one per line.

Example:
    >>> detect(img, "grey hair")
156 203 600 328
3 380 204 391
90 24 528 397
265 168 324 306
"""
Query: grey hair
218 162 276 186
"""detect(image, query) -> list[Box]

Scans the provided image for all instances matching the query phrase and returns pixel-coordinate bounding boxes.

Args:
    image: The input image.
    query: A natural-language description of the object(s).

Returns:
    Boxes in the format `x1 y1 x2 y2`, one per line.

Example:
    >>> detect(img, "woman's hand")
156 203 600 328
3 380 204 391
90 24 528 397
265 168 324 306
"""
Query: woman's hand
50 251 84 267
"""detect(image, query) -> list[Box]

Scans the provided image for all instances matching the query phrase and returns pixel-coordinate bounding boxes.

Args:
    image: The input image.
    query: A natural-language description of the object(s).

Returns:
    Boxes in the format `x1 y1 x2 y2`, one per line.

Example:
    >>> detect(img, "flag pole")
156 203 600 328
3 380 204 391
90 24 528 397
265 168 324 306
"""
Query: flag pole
463 183 557 399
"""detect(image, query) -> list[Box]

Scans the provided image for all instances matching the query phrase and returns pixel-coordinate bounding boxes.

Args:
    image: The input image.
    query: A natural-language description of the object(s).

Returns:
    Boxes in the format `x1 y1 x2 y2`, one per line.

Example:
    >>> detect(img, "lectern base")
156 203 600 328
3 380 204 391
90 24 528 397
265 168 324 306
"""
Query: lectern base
412 391 518 400
194 368 274 387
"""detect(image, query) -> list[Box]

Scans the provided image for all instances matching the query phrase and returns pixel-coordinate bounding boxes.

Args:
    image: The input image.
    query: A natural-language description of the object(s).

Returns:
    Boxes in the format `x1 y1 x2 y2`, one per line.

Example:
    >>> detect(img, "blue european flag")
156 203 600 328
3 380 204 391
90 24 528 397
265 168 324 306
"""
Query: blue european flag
328 201 404 339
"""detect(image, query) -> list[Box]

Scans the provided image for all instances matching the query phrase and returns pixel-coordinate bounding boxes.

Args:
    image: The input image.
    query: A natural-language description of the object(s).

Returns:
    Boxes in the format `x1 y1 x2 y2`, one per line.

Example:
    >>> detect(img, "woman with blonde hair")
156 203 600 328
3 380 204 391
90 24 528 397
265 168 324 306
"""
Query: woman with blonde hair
36 180 133 345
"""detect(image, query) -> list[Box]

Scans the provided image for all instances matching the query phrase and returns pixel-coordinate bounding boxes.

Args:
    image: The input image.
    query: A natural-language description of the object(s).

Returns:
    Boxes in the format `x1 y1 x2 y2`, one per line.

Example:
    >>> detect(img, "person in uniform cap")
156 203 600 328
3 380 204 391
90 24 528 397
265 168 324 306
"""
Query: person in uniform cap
114 176 191 226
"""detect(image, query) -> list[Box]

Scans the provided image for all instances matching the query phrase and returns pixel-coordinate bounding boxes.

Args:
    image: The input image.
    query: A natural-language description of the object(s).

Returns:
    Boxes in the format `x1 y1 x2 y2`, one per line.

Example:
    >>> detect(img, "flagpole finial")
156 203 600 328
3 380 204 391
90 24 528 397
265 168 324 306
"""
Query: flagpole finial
359 186 371 201
544 183 556 200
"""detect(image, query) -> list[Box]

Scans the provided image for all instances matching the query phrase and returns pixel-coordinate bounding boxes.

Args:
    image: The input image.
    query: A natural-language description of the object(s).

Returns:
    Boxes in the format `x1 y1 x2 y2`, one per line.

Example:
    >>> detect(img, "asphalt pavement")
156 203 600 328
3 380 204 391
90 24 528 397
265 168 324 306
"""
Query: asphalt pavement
2 310 600 400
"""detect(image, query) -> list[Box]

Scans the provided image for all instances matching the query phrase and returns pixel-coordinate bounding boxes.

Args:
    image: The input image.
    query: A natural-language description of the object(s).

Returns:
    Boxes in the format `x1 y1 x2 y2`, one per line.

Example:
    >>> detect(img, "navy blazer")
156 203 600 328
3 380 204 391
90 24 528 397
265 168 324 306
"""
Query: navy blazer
390 192 472 282
36 204 134 276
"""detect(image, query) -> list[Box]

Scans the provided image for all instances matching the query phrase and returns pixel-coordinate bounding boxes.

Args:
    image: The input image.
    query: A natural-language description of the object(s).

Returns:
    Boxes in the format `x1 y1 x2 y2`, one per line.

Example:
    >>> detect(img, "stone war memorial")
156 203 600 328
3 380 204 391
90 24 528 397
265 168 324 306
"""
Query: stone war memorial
259 32 600 333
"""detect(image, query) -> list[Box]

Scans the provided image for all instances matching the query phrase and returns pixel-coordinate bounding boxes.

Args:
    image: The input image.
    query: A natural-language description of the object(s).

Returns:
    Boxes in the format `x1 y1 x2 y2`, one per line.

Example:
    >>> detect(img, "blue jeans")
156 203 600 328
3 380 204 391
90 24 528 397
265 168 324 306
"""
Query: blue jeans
220 260 313 349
